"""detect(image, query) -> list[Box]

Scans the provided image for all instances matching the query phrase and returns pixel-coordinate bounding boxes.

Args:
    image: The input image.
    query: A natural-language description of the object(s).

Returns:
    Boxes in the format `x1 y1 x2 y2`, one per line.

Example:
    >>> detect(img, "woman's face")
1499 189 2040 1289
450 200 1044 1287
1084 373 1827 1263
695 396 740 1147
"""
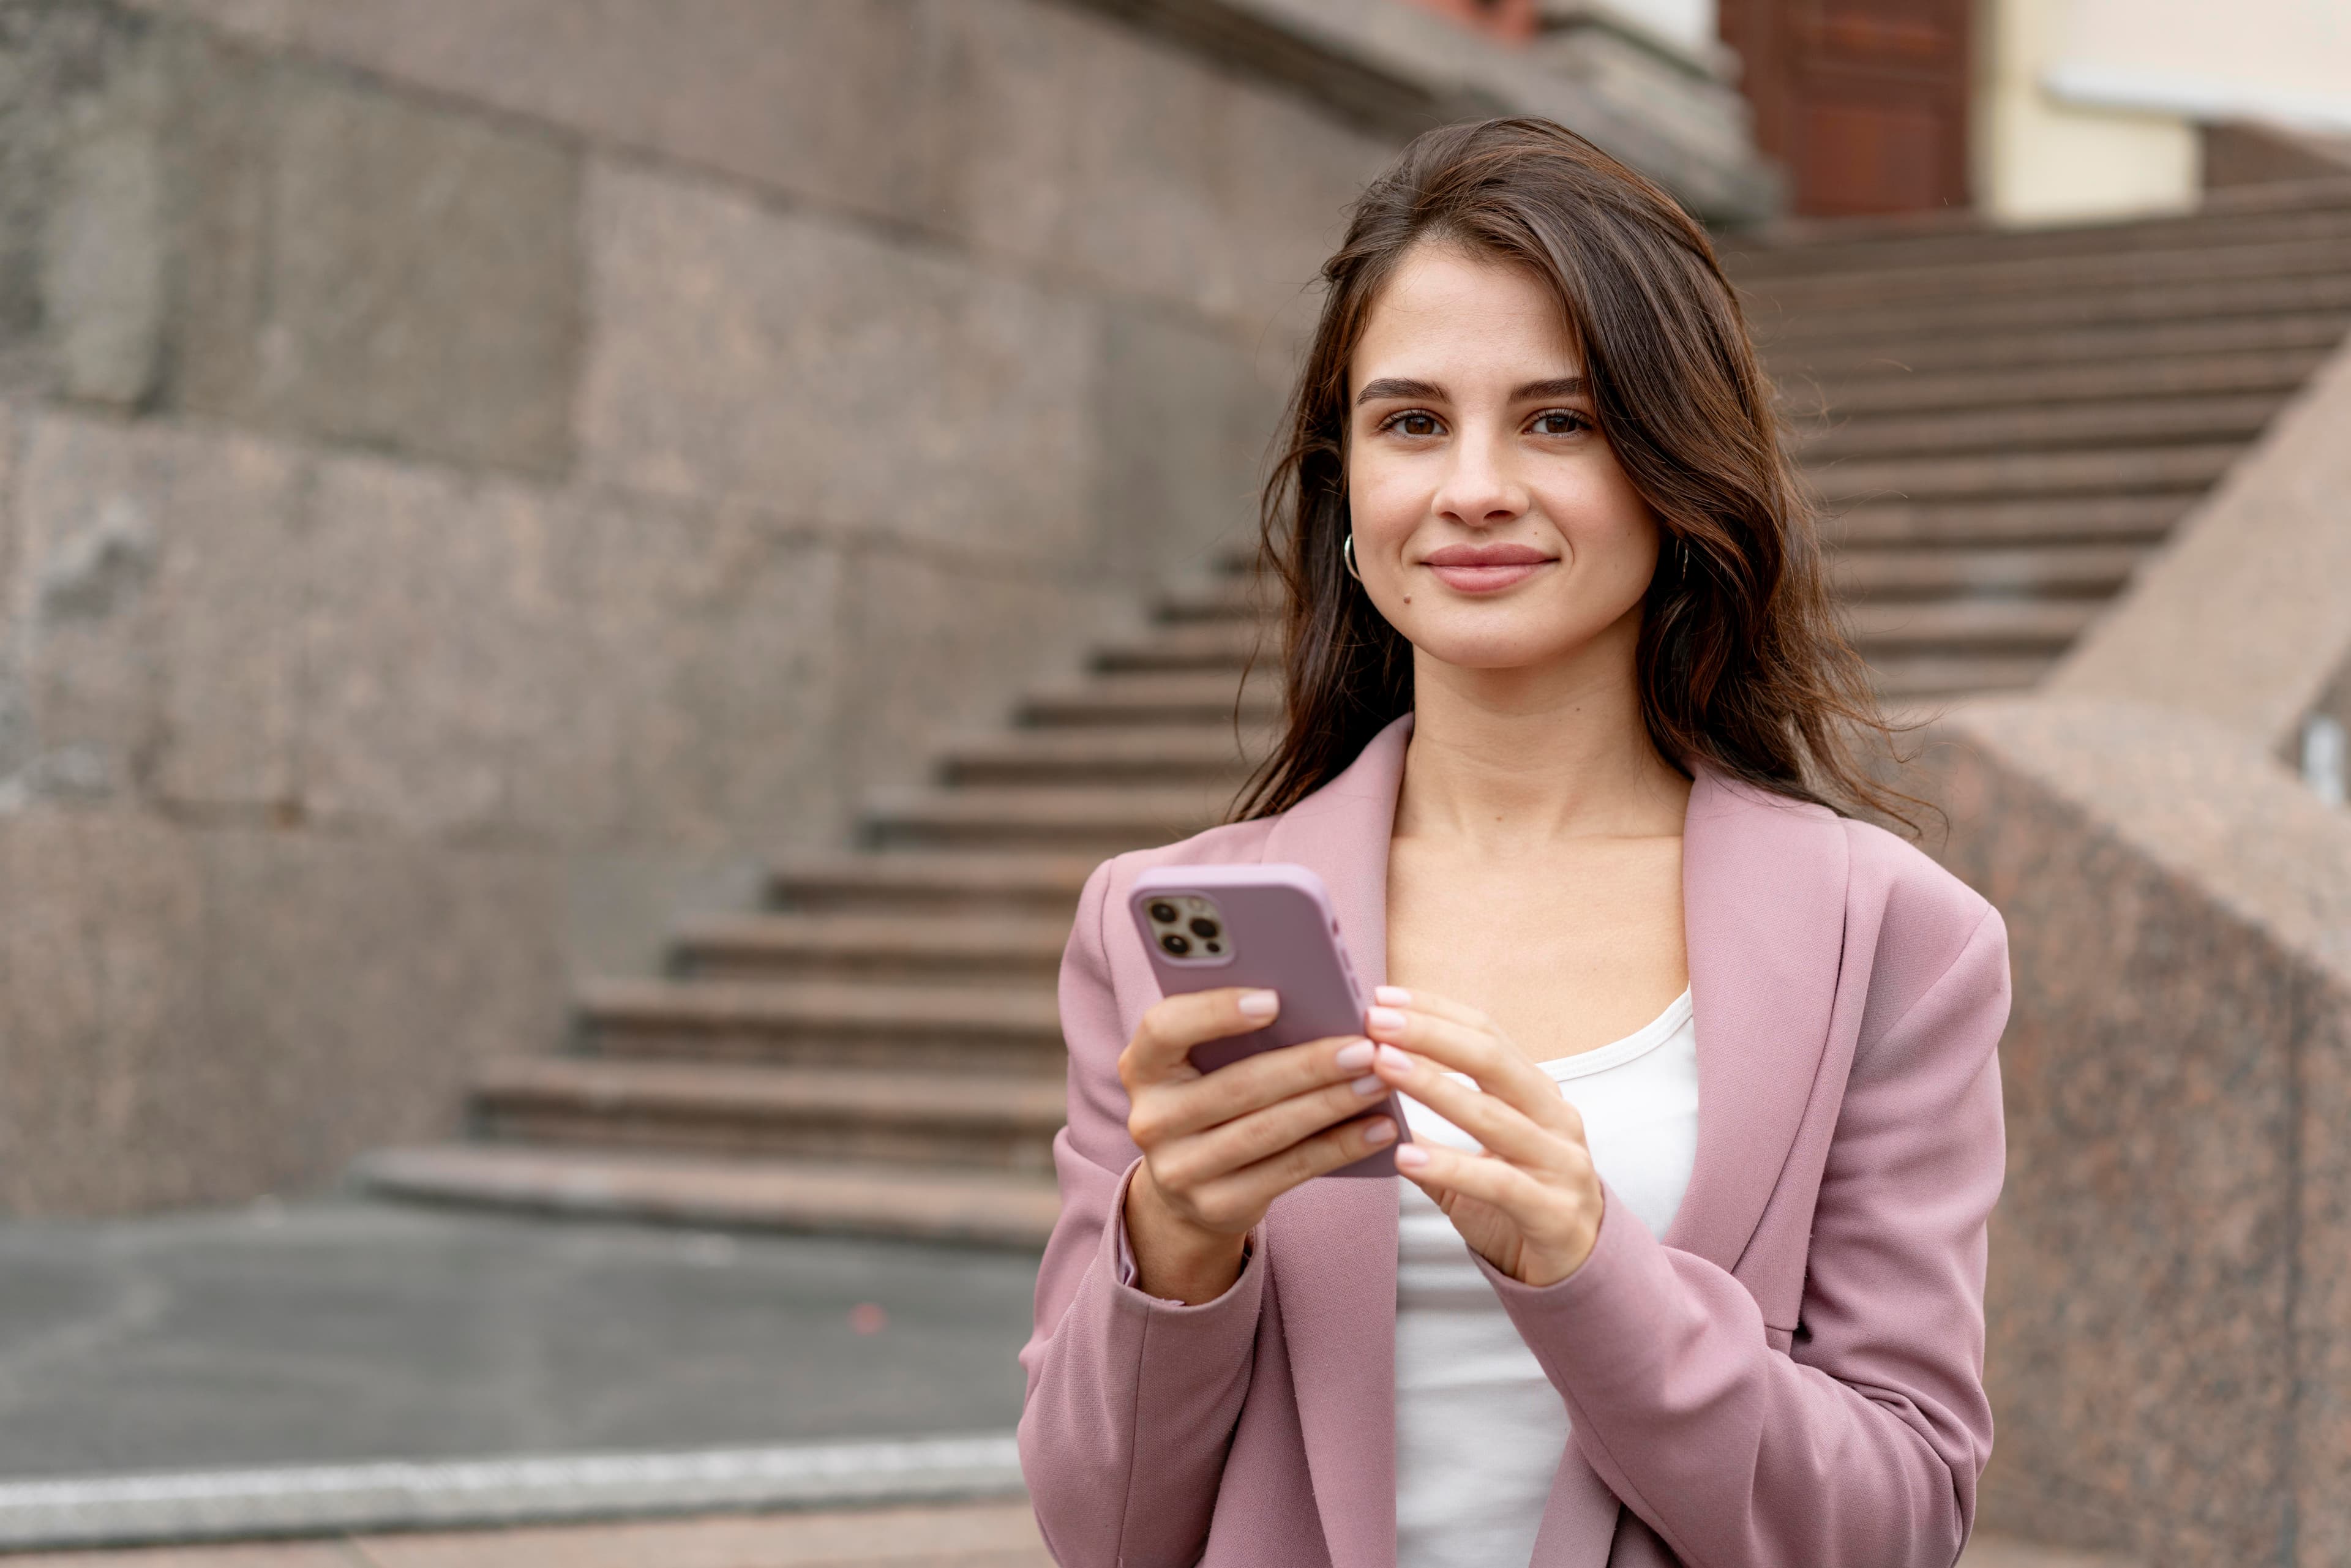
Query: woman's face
1346 241 1660 675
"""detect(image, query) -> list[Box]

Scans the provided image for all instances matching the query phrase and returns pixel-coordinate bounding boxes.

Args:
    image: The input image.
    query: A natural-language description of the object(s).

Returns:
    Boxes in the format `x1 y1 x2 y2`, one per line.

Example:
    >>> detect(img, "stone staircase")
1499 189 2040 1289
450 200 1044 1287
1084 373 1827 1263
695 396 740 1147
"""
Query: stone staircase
358 178 2351 1248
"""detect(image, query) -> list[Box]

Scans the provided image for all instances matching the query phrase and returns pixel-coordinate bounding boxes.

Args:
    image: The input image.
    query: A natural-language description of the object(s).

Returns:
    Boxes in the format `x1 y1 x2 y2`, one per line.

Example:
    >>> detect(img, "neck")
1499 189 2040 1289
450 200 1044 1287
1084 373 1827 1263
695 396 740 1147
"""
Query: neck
1395 613 1689 850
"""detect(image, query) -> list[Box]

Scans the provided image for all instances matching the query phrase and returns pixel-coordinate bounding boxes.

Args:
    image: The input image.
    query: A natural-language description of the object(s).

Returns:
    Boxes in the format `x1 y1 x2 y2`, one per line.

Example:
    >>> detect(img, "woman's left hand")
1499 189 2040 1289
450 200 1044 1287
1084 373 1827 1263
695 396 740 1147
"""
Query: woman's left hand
1366 985 1604 1288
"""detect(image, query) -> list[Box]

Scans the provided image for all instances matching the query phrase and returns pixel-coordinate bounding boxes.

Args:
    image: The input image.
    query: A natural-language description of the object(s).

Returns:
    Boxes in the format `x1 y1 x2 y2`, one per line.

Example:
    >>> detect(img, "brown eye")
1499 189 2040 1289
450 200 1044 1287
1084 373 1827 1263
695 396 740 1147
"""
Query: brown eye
1531 410 1589 436
1382 411 1441 438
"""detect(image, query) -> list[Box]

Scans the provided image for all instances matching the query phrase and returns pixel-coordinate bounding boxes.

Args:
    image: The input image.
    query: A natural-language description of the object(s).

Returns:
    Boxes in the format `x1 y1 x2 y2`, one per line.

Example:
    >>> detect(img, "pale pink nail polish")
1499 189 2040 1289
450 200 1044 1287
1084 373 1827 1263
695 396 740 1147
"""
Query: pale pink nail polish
1394 1142 1429 1169
1374 985 1412 1006
1333 1038 1374 1070
1237 989 1280 1019
1375 1043 1412 1073
1351 1074 1385 1097
1367 1005 1406 1033
1362 1117 1397 1147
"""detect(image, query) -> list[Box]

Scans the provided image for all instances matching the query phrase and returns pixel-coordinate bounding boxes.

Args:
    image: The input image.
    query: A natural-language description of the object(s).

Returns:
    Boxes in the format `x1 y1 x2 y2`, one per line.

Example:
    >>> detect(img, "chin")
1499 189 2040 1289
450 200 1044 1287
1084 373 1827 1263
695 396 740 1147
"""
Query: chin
1392 597 1633 674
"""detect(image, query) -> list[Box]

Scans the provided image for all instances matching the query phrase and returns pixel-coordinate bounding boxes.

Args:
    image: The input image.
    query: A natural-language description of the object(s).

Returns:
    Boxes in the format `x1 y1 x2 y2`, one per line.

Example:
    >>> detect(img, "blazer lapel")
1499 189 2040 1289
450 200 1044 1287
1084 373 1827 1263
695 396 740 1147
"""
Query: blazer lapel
1659 763 1850 1275
1259 715 1412 1568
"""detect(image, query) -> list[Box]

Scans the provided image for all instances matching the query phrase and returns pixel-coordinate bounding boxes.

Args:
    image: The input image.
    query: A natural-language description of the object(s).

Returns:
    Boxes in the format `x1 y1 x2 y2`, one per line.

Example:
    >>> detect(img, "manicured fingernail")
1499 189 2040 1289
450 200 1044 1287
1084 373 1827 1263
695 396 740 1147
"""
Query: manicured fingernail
1374 1043 1412 1073
1334 1038 1374 1070
1374 986 1412 1006
1393 1142 1429 1170
1238 990 1280 1019
1362 1117 1397 1147
1351 1074 1385 1097
1367 1005 1406 1033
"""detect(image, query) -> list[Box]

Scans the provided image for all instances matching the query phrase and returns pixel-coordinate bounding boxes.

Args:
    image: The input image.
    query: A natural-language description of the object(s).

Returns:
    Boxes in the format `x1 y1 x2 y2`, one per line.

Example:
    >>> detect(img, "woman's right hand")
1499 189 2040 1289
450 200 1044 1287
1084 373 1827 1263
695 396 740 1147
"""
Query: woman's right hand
1117 988 1397 1304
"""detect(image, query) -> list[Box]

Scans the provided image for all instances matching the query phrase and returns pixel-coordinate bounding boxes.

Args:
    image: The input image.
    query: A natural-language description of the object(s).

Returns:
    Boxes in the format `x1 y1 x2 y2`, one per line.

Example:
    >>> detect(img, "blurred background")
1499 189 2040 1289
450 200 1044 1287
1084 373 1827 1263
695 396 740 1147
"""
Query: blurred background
0 1 2345 1564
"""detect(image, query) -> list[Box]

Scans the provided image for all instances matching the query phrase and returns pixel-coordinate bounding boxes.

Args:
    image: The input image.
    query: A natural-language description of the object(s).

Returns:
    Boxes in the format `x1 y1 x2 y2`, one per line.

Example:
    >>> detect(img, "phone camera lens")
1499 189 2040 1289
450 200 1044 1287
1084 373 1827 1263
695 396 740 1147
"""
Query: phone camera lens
1148 902 1179 924
1159 932 1191 956
1188 917 1220 939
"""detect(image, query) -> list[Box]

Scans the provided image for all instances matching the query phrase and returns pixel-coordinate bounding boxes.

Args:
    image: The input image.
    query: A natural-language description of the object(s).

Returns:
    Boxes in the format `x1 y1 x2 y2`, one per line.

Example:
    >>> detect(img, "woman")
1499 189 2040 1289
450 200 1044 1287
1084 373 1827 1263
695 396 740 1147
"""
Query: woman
1018 118 2008 1568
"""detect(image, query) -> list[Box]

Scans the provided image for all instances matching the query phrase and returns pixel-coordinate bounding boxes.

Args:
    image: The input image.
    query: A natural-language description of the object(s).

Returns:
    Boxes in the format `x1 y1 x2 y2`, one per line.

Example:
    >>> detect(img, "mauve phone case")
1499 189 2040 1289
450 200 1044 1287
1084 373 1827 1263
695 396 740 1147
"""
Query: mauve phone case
1129 863 1404 1178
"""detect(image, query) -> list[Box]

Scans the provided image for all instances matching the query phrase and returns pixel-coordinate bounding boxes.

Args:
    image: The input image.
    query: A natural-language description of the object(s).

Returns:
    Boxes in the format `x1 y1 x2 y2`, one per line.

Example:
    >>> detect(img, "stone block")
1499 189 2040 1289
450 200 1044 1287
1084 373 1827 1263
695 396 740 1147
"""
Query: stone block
163 32 582 475
834 544 1125 803
268 0 930 227
0 807 206 1214
0 1 161 401
923 0 1240 320
1916 698 2351 1563
189 821 564 1198
0 806 561 1215
1093 303 1280 579
4 410 302 811
577 164 1100 560
298 454 844 849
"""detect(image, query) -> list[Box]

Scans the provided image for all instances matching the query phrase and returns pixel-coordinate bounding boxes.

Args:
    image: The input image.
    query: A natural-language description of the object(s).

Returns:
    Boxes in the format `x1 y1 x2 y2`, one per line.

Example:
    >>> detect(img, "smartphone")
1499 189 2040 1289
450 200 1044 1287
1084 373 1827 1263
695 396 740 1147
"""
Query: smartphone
1128 863 1406 1178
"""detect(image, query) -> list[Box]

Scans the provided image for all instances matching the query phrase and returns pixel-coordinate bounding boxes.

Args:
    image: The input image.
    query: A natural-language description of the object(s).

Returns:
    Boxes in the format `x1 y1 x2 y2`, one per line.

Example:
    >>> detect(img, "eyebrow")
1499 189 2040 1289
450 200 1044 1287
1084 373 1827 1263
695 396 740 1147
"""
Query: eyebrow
1354 374 1590 406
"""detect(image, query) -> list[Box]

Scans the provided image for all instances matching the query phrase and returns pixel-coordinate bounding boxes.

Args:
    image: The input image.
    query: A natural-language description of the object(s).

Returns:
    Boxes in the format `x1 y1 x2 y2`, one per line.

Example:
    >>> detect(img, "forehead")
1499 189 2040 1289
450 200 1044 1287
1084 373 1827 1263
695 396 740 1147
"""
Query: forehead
1352 241 1580 383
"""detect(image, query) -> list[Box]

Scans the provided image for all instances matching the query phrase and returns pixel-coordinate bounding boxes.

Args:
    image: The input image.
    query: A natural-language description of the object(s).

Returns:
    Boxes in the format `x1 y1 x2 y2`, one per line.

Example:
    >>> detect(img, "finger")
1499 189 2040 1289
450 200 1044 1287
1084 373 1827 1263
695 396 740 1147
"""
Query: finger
1123 988 1282 1087
1392 1141 1573 1232
1370 986 1495 1033
1152 1072 1395 1190
1141 1034 1374 1143
1186 1112 1400 1227
1365 1005 1571 1128
1368 1044 1570 1168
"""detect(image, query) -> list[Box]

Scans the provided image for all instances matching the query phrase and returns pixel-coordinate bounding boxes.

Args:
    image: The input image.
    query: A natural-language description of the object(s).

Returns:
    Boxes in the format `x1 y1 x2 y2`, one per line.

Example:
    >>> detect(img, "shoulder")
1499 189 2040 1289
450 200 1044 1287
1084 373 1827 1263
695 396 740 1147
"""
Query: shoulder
1835 815 2007 1049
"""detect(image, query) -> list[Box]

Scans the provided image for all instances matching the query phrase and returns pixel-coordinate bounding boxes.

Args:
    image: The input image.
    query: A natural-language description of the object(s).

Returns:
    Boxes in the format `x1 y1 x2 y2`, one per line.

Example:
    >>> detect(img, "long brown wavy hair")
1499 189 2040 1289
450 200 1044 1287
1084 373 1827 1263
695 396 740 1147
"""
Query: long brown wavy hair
1232 116 1915 830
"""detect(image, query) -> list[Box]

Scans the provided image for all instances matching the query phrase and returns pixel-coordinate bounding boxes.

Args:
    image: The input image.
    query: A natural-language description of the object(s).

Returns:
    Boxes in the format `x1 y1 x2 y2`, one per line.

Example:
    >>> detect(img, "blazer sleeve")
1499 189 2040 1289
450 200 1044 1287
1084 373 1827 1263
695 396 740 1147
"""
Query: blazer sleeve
1479 903 2009 1568
1016 857 1270 1568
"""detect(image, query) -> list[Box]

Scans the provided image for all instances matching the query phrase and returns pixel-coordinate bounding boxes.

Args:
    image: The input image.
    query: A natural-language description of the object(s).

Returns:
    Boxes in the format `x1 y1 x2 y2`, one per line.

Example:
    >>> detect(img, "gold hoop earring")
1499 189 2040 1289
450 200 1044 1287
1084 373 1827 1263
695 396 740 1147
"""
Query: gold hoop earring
1343 532 1362 582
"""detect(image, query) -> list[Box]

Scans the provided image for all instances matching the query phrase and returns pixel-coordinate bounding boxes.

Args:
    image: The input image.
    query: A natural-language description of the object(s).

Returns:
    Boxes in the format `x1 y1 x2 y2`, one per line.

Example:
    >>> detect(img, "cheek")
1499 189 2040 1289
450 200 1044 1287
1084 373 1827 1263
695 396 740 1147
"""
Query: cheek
1346 449 1425 544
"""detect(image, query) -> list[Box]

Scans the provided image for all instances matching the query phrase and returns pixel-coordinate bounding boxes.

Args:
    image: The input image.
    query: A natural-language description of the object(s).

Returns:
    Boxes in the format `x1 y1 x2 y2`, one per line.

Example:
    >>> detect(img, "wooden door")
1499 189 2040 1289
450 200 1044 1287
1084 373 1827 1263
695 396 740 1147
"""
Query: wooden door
1719 0 1973 216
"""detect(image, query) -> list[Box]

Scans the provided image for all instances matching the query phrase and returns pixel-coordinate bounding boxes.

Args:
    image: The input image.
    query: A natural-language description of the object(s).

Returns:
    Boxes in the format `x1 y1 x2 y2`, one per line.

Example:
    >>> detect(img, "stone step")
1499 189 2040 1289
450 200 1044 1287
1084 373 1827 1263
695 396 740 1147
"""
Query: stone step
577 975 1063 1072
1865 653 2054 697
1021 670 1282 726
669 912 1071 986
1831 542 2145 601
1723 180 2351 276
356 1144 1059 1247
1738 231 2351 310
864 784 1223 853
1846 598 2099 655
468 1057 1066 1173
1800 347 2333 416
1760 310 2350 379
1828 494 2191 547
1800 391 2285 463
766 851 1097 916
1094 620 1266 672
941 724 1267 786
1155 577 1273 623
1756 272 2351 347
1810 442 2241 505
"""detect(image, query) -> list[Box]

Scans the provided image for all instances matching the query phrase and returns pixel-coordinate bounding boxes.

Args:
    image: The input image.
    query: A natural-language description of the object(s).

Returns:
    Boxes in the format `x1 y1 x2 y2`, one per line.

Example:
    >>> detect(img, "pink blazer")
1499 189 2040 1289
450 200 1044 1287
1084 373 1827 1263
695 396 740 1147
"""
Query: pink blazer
1018 716 2008 1567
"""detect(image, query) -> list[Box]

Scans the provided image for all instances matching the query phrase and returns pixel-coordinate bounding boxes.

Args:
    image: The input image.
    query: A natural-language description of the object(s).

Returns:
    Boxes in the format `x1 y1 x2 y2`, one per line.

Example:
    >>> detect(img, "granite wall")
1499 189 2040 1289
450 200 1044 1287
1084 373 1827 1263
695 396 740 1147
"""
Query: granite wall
0 0 1417 1213
1914 700 2351 1565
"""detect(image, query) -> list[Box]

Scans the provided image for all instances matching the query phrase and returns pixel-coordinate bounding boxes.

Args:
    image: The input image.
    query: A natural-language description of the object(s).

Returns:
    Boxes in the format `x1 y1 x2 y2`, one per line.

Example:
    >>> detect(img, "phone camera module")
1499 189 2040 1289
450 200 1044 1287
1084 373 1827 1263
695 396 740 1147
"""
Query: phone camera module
1188 917 1220 939
1159 932 1192 956
1147 901 1179 925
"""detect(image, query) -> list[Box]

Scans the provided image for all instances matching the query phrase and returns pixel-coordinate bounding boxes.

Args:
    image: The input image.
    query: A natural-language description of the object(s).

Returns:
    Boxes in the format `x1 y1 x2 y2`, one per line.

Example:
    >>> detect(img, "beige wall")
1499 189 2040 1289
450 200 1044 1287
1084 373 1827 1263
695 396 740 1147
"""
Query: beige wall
1979 0 2351 224
1974 0 2199 225
2053 0 2351 133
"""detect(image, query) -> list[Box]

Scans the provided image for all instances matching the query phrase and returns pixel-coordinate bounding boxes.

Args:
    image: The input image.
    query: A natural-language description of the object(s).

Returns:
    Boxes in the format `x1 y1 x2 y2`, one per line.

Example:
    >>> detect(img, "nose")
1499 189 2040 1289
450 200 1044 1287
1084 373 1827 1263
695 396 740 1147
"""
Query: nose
1429 426 1529 528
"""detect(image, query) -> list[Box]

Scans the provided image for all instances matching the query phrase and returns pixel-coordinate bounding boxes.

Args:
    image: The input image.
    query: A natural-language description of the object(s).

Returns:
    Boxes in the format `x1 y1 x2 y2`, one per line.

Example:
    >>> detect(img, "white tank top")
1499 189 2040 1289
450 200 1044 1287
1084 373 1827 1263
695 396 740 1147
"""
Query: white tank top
1394 989 1699 1568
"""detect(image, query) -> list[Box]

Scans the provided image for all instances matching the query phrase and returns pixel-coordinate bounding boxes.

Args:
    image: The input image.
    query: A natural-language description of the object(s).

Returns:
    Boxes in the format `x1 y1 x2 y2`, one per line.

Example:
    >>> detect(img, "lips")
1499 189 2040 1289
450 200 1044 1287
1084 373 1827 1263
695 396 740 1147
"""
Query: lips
1421 541 1556 593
